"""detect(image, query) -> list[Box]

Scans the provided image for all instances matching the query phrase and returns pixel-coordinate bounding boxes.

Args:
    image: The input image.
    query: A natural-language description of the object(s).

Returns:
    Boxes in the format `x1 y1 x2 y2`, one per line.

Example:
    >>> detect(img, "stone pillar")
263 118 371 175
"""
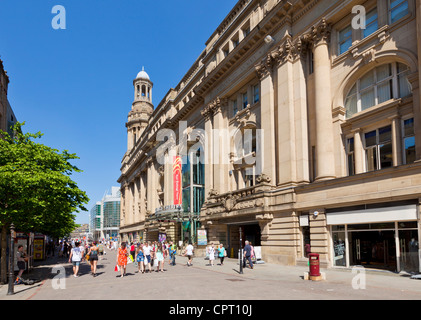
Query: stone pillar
212 98 229 194
140 171 146 222
256 61 277 185
134 175 140 223
293 49 310 184
352 128 365 174
415 1 421 161
147 160 153 213
276 54 297 186
202 105 214 199
124 183 130 226
390 115 402 167
312 19 335 181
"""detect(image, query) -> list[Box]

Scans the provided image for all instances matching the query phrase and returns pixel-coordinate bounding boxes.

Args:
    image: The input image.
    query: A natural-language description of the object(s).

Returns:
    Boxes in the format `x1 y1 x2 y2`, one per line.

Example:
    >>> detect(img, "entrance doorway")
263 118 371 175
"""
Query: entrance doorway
350 231 396 271
228 223 261 258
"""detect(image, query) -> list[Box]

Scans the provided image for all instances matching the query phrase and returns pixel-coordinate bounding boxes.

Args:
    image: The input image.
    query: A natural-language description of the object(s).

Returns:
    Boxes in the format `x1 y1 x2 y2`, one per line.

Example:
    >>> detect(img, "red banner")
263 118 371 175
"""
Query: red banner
173 156 182 205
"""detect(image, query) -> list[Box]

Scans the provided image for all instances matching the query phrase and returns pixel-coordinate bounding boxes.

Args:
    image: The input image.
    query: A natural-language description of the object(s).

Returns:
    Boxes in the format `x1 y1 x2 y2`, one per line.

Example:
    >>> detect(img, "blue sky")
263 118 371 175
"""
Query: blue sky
0 0 238 224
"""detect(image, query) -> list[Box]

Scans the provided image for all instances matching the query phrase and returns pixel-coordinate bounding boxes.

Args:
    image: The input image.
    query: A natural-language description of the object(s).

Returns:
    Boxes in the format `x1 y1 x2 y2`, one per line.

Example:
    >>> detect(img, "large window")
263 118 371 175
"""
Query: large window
345 63 411 118
389 0 409 24
403 118 415 164
339 26 352 55
364 125 393 171
182 150 205 214
346 137 355 176
363 9 378 38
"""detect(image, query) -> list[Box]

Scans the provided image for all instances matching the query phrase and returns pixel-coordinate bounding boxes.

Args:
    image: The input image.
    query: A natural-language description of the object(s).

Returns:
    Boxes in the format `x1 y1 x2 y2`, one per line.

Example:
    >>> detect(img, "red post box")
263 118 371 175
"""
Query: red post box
309 253 321 277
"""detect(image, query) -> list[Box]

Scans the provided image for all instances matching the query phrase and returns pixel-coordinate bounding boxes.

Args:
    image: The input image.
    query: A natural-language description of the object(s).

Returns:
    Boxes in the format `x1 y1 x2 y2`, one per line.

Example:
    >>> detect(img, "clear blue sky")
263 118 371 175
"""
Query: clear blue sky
0 0 238 224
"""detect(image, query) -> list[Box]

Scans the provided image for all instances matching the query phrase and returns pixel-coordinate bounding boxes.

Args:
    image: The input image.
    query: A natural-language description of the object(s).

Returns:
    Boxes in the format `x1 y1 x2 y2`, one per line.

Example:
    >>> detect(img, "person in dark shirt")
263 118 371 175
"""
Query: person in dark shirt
243 241 253 269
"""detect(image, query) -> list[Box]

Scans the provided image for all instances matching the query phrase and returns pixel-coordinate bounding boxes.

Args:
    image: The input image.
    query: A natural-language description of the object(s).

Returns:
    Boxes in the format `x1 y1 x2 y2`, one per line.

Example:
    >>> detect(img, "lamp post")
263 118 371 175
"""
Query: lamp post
7 223 15 295
239 226 243 274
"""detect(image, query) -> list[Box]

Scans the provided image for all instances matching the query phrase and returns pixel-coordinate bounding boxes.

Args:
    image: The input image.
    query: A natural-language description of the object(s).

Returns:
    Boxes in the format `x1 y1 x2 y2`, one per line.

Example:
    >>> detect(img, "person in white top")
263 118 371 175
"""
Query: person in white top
184 243 194 266
208 243 215 266
142 242 152 273
69 242 84 277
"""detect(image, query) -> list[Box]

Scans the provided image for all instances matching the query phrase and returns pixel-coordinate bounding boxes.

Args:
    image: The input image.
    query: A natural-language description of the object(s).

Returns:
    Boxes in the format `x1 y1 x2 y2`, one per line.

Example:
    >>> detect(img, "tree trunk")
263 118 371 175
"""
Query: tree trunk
1 225 7 284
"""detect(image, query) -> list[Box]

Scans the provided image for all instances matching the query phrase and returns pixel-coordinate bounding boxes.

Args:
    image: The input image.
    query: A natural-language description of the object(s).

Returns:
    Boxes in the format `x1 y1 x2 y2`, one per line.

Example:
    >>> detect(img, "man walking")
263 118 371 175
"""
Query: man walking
69 241 84 277
243 241 253 269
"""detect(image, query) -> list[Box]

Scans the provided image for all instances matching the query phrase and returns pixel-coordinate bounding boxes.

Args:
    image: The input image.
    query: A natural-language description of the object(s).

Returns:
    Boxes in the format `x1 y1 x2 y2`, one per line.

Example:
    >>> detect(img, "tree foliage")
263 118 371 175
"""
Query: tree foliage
0 122 89 237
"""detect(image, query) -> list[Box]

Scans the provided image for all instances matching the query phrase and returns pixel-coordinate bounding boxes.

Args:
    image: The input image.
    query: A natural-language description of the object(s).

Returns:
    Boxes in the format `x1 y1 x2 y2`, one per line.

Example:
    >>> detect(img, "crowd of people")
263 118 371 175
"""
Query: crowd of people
65 239 253 279
115 241 179 278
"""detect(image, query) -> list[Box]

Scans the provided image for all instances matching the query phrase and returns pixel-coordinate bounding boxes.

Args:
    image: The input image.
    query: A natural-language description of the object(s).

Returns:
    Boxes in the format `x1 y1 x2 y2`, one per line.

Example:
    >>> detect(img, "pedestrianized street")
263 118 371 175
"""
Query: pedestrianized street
2 247 421 301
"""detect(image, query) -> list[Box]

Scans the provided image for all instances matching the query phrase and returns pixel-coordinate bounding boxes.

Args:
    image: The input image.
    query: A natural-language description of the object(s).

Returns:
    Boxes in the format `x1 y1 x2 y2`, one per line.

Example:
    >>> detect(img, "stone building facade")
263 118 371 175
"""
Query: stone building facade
118 0 421 272
0 59 16 135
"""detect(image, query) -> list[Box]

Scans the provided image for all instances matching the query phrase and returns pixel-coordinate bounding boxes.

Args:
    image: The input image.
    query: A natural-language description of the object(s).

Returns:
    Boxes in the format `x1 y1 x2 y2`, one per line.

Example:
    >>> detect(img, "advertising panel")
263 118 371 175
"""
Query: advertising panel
173 156 182 205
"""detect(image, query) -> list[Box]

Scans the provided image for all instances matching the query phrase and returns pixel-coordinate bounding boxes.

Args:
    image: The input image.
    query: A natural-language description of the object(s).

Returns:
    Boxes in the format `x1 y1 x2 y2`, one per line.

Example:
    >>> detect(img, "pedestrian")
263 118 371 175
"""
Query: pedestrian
142 242 152 273
217 243 226 266
88 241 99 277
130 242 136 262
250 242 255 263
136 243 145 274
184 242 194 266
15 245 29 285
169 241 177 266
156 243 164 272
243 240 253 269
98 241 104 256
117 242 129 277
69 241 84 277
208 243 215 266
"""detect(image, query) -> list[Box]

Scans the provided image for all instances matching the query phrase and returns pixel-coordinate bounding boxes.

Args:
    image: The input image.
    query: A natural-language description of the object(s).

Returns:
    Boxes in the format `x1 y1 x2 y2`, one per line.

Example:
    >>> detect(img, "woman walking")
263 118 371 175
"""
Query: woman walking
136 244 145 274
218 243 226 266
208 243 215 266
156 243 164 272
69 241 84 277
117 242 129 278
88 242 99 277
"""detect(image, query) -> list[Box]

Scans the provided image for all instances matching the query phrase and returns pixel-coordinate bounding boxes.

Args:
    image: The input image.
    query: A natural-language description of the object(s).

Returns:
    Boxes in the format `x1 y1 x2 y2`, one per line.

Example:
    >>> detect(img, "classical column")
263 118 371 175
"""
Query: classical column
255 59 277 185
276 37 297 186
146 159 153 213
414 1 421 162
390 115 402 167
140 171 146 222
293 42 310 184
212 98 229 194
311 19 335 181
202 106 214 199
352 128 365 174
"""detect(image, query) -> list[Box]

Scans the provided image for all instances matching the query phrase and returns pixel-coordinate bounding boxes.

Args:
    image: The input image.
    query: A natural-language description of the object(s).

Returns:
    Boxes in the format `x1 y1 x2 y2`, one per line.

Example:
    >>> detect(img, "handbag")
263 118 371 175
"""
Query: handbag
114 265 120 272
127 255 133 264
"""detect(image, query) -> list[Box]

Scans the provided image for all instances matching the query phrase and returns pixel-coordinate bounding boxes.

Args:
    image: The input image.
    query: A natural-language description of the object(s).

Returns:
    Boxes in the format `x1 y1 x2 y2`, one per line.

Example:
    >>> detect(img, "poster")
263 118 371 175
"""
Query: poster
34 238 44 260
197 229 207 246
173 156 182 205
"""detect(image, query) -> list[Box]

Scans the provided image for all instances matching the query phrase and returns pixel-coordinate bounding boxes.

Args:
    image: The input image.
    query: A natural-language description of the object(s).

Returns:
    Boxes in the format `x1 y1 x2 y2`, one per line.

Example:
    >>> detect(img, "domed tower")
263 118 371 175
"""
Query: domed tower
126 67 154 151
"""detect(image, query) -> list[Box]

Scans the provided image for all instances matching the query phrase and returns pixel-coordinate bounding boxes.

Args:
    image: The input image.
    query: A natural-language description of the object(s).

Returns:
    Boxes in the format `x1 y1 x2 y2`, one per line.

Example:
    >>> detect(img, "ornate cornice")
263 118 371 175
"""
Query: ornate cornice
201 96 226 120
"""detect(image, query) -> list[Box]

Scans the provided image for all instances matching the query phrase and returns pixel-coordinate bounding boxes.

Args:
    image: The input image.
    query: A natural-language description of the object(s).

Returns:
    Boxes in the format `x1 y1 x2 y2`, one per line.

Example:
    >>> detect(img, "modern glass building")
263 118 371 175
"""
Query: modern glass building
89 187 121 242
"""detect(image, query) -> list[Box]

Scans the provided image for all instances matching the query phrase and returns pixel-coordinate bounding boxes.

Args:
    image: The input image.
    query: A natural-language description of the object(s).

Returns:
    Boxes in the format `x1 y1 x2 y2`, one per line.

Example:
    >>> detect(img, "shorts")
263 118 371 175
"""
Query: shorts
187 255 192 260
17 261 25 270
145 255 151 264
72 261 80 267
90 255 98 261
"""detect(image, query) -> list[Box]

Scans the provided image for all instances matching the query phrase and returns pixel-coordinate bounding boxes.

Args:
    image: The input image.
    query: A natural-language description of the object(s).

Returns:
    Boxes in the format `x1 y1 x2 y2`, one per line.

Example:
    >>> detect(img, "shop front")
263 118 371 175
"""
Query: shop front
328 202 420 273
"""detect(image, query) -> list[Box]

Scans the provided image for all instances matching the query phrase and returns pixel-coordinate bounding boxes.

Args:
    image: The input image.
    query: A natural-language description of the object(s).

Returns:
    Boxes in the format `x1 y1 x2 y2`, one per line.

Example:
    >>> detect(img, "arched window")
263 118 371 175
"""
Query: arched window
345 62 411 118
142 85 146 97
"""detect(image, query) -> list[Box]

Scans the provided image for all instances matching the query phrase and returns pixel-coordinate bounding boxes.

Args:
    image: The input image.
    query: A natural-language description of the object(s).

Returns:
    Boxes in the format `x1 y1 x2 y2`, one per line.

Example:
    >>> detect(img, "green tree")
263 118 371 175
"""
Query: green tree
0 122 89 283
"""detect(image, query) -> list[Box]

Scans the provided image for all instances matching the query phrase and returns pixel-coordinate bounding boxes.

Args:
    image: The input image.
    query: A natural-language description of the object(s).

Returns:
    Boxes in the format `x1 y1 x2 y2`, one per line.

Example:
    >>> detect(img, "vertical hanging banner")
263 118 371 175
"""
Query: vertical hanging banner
173 156 182 205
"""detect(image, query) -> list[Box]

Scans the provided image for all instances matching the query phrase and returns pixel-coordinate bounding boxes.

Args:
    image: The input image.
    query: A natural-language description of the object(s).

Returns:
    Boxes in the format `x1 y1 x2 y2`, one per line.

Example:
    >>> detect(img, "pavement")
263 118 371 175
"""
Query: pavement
1 248 421 300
